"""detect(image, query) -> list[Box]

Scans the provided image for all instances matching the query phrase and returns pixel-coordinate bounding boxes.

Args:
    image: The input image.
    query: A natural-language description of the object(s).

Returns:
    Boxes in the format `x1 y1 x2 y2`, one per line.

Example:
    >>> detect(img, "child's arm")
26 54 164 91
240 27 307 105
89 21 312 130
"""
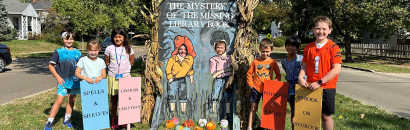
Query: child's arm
129 54 135 66
281 60 287 75
75 67 94 84
309 64 341 90
166 56 175 82
272 61 281 81
49 63 65 87
298 63 308 87
95 68 106 84
105 55 110 66
246 61 255 88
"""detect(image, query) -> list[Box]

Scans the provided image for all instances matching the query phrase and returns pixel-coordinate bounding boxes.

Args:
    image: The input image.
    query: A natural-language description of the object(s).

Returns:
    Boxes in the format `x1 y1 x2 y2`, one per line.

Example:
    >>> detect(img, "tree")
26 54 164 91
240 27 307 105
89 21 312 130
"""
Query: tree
251 1 290 32
51 0 144 39
0 0 12 41
274 0 410 62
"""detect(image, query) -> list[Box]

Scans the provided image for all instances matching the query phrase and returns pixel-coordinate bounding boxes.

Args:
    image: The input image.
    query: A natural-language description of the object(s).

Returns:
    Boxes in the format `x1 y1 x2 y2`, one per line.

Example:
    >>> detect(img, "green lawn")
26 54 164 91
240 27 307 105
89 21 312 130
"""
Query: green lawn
1 70 409 129
1 40 86 56
342 62 410 73
272 52 410 73
2 40 61 55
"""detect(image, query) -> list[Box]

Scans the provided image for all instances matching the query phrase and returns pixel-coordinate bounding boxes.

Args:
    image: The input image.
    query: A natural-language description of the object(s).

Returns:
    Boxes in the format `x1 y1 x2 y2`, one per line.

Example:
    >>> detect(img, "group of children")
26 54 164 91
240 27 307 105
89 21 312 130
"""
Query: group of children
247 16 342 130
44 28 134 130
44 15 341 130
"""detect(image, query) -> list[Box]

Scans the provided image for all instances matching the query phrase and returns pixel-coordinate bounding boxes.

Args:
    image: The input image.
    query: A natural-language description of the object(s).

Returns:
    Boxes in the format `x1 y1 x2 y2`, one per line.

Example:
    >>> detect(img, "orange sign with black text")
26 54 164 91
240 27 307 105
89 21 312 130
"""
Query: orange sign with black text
261 80 289 130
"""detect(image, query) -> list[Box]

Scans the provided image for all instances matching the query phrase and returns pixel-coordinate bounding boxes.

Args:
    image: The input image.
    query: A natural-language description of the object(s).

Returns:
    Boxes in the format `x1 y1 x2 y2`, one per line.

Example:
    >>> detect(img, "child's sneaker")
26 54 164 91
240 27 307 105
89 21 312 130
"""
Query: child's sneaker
63 120 75 128
44 122 52 130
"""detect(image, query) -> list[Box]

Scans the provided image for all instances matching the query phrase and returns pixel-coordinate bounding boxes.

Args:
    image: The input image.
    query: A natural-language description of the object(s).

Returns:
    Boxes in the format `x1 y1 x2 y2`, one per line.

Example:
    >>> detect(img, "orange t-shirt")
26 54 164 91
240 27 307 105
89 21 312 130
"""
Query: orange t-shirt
247 58 281 92
302 40 342 89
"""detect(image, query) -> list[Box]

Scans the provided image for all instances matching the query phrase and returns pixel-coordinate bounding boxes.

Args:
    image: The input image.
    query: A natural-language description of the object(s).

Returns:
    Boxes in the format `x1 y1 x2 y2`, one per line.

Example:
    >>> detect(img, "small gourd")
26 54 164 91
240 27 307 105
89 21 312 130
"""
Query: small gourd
175 125 183 130
184 119 194 128
198 115 207 127
171 113 179 125
182 124 191 130
206 115 216 130
165 119 174 128
194 126 203 130
220 116 229 128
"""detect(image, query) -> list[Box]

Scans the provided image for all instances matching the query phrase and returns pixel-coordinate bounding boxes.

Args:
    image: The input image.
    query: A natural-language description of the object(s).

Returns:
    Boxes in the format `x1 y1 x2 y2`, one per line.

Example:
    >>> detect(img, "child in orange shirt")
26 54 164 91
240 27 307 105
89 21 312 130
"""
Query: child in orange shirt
247 38 281 130
298 16 342 130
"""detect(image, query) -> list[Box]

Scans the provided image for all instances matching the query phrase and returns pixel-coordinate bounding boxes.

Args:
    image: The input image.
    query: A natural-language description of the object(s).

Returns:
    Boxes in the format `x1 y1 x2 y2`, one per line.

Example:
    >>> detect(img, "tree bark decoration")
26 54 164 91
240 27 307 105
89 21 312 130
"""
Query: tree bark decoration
140 0 164 124
224 0 260 129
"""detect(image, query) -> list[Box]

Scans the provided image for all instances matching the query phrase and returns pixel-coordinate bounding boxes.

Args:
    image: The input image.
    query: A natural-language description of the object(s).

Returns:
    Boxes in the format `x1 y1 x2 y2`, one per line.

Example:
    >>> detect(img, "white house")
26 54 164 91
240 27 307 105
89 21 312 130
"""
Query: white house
4 0 41 40
362 31 410 46
270 21 282 38
31 0 52 27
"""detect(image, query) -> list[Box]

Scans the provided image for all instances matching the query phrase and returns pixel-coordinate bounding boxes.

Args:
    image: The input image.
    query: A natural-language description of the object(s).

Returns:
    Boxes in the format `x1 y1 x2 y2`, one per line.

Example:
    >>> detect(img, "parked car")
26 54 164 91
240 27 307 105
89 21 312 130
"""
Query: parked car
100 37 113 52
131 34 149 45
0 43 12 72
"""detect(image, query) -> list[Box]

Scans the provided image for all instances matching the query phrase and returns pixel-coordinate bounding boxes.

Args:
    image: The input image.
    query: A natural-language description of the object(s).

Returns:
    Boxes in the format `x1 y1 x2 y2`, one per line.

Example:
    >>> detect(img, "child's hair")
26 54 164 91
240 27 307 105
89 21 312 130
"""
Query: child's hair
285 36 302 49
111 27 131 54
313 16 332 29
60 28 76 40
86 40 100 51
259 38 273 51
214 40 227 51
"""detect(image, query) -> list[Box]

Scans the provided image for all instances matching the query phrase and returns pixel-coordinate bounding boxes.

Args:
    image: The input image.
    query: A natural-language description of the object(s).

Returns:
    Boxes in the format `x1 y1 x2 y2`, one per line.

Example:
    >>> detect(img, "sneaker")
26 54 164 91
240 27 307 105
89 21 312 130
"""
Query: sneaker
63 120 75 128
44 122 52 130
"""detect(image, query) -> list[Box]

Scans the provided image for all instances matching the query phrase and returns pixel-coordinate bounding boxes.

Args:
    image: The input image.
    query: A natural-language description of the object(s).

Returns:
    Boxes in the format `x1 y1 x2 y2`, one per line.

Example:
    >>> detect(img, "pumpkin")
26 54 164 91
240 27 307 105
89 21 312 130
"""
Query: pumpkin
182 124 191 130
175 125 183 130
220 116 228 128
172 113 179 125
256 64 271 79
165 120 174 128
194 126 203 130
183 119 194 128
198 115 207 127
206 116 216 130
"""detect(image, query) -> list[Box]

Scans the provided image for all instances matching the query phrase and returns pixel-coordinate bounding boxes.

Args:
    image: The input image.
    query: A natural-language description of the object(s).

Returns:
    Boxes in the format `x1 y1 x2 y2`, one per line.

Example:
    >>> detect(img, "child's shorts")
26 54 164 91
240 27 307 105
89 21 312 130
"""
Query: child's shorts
57 84 80 96
288 95 295 104
250 87 262 104
107 75 131 96
322 89 336 114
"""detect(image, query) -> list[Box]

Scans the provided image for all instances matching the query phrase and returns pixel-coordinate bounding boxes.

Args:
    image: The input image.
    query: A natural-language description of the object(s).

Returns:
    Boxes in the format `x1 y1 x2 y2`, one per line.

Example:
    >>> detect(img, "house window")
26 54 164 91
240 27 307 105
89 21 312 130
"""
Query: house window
28 18 32 31
369 33 374 39
13 18 18 30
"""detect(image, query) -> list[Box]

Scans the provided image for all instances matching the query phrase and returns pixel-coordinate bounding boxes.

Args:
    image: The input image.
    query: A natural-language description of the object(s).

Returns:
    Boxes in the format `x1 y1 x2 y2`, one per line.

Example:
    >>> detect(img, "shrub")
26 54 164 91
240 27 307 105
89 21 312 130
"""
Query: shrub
276 36 287 41
11 28 18 38
273 38 285 47
300 44 308 50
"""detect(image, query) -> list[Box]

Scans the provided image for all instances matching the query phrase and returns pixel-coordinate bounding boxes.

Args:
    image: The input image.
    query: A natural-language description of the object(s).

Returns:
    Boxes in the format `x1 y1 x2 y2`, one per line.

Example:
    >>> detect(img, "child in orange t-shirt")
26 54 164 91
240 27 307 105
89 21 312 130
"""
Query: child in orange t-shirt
246 38 281 130
298 16 342 130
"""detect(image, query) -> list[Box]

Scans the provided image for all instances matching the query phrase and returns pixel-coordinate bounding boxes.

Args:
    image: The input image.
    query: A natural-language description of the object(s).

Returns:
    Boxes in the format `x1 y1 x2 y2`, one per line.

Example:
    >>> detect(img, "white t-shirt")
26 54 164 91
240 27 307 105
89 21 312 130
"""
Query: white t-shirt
315 39 328 49
76 57 106 78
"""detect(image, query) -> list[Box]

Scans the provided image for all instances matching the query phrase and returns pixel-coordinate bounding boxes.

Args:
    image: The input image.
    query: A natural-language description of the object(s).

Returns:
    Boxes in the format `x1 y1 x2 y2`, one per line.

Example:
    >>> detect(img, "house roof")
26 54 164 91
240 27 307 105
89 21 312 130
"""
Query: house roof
3 0 30 14
31 1 52 10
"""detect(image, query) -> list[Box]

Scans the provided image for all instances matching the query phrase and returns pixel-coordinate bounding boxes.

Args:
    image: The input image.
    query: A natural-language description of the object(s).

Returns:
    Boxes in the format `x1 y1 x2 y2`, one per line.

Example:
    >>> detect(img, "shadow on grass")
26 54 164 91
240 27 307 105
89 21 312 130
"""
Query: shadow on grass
43 103 83 130
343 110 410 129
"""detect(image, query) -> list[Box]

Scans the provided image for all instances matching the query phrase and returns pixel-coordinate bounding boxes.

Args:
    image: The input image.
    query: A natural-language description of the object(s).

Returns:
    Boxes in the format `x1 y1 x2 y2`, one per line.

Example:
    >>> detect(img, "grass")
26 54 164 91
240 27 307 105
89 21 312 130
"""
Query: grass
342 62 410 73
272 51 410 73
13 52 54 58
2 40 61 55
1 40 87 56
